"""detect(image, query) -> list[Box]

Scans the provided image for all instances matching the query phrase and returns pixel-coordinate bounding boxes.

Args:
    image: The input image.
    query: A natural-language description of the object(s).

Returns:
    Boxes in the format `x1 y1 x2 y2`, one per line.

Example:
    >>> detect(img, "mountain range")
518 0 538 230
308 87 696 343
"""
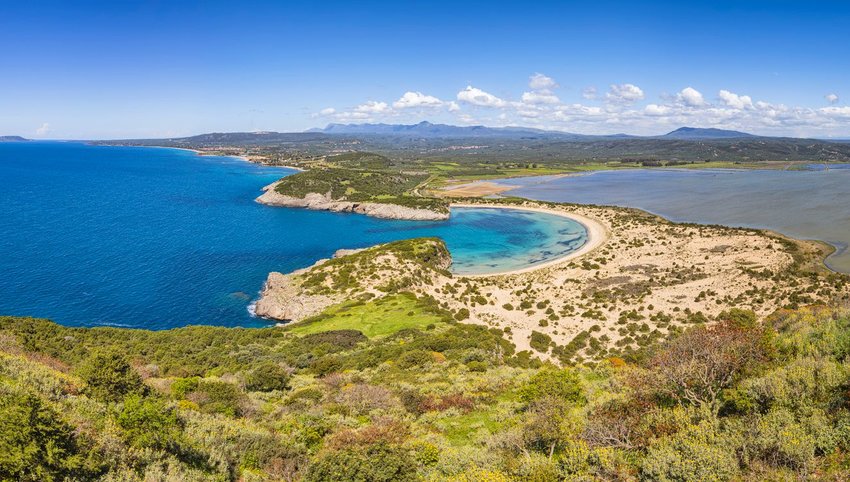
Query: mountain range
310 121 762 140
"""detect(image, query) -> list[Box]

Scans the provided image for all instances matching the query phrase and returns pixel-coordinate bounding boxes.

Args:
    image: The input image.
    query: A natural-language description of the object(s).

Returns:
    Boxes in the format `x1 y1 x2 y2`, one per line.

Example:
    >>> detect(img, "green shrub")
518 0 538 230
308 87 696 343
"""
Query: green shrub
246 362 291 392
304 443 417 482
76 349 145 402
116 395 181 451
519 368 584 404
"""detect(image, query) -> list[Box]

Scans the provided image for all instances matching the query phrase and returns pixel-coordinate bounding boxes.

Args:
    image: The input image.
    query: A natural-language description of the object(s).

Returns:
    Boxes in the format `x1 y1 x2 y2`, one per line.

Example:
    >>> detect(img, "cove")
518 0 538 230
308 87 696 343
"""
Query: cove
0 142 586 329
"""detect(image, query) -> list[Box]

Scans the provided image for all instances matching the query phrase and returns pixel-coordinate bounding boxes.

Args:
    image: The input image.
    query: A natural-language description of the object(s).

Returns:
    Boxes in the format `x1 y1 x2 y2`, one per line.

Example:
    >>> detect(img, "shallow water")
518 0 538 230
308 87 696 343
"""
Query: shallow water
0 142 586 328
501 168 850 272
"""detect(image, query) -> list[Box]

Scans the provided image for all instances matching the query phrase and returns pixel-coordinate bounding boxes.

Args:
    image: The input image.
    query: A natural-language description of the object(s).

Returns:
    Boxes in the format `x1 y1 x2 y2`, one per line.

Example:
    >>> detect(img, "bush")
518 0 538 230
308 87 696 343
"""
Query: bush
519 368 584 405
246 362 291 392
0 390 100 480
529 331 552 353
304 443 417 482
641 420 739 481
396 350 434 369
116 395 182 451
187 380 245 417
76 349 145 402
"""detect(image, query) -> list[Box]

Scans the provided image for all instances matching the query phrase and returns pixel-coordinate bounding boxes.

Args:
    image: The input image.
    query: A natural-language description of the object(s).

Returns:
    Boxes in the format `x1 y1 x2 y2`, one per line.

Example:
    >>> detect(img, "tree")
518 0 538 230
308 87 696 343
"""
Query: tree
77 349 145 402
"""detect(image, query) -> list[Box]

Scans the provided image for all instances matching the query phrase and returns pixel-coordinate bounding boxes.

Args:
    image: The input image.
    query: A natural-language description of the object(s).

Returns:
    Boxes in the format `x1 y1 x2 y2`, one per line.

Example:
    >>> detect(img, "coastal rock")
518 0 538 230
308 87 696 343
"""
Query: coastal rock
253 272 337 321
254 237 453 323
256 182 450 221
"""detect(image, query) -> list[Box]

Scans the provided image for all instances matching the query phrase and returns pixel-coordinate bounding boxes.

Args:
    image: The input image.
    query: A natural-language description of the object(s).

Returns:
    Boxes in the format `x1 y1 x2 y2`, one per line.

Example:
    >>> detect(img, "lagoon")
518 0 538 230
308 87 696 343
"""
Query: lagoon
0 142 586 329
501 168 850 273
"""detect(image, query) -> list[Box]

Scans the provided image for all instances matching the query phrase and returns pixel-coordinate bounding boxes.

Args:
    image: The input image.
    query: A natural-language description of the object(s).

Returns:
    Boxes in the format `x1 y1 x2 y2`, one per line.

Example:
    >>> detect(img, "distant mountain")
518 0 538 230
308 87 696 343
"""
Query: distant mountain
663 127 756 140
0 135 28 142
311 121 587 139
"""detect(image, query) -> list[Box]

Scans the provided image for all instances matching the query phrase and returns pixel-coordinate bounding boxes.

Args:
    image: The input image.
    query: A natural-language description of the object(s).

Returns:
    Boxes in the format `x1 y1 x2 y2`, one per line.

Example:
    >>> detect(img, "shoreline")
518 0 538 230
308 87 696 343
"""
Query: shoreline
449 202 608 277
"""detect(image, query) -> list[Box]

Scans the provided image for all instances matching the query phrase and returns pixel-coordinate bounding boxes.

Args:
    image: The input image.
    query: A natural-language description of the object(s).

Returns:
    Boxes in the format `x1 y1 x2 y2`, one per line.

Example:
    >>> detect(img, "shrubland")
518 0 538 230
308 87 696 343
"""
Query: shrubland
4 305 850 480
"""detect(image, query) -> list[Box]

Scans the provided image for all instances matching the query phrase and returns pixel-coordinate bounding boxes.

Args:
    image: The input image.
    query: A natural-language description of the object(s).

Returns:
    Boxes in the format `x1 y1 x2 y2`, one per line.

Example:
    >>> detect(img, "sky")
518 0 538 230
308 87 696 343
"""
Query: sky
1 0 849 139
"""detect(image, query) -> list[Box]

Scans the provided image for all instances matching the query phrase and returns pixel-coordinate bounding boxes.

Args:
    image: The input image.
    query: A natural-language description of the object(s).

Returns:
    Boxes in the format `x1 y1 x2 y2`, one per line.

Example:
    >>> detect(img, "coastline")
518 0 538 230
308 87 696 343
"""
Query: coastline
448 202 608 277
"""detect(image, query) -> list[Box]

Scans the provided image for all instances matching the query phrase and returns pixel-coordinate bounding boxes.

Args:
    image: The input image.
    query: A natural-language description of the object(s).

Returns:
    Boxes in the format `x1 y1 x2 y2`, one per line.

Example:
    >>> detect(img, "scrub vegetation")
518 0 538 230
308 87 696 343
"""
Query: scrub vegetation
5 306 850 481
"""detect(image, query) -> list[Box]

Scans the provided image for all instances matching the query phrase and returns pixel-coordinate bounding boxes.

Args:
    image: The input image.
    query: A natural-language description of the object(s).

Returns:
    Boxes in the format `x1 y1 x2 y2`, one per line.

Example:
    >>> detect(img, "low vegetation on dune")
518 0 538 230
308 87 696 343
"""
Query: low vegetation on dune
5 306 850 480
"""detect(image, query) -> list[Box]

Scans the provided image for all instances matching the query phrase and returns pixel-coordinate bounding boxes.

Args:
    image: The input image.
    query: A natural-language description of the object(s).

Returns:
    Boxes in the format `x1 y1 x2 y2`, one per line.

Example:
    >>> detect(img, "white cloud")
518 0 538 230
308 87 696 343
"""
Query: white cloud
315 75 850 137
35 123 51 136
393 91 443 109
677 87 705 107
644 104 671 116
521 91 560 105
457 85 506 107
718 89 754 110
354 101 390 113
529 73 557 91
606 83 645 103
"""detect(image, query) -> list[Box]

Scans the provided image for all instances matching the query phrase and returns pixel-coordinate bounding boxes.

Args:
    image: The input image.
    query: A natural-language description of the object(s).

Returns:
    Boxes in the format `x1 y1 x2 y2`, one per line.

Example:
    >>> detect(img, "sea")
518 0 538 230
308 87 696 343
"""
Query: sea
0 142 586 328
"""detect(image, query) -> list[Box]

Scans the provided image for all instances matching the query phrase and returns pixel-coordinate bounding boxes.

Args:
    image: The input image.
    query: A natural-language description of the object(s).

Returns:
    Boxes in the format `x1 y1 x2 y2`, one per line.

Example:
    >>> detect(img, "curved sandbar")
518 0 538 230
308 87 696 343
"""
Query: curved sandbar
449 202 608 277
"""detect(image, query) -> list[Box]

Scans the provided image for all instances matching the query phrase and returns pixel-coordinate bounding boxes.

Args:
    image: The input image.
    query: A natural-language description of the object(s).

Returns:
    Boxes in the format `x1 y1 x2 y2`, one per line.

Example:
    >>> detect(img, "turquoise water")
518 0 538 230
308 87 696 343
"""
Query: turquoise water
0 142 586 329
502 168 850 273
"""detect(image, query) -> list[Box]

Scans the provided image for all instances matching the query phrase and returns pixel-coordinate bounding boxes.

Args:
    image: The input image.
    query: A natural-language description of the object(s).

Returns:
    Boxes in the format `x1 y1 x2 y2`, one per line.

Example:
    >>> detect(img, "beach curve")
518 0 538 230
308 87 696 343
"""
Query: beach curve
448 202 608 277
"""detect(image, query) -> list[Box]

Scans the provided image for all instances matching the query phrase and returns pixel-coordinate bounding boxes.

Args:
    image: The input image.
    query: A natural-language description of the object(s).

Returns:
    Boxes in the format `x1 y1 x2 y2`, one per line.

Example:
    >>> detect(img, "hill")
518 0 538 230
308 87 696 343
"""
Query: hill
0 135 28 142
663 126 757 139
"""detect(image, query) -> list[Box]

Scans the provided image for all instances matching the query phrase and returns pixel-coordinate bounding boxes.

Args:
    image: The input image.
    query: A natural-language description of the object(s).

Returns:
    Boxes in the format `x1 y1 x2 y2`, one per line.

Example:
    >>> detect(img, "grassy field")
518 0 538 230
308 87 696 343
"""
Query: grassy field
286 293 447 338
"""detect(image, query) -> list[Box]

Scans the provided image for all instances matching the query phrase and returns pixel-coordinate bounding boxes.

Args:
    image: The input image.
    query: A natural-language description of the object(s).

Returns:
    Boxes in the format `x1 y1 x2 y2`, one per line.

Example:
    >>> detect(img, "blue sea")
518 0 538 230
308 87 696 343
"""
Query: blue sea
0 142 586 329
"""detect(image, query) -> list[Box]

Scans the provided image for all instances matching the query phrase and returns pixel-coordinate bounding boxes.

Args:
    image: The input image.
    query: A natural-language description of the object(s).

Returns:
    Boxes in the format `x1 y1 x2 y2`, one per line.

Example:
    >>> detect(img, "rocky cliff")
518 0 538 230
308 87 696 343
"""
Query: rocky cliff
255 181 450 221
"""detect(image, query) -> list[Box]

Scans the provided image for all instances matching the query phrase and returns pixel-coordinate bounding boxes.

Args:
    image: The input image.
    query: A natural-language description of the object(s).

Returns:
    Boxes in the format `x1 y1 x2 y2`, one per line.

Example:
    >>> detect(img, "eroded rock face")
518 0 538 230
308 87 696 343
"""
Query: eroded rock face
253 272 337 321
255 182 450 221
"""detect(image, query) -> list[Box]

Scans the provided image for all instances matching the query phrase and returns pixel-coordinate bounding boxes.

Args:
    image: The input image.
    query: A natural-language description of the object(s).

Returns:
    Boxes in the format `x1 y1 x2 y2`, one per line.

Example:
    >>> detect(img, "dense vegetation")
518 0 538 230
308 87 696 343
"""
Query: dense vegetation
273 164 449 213
5 304 850 481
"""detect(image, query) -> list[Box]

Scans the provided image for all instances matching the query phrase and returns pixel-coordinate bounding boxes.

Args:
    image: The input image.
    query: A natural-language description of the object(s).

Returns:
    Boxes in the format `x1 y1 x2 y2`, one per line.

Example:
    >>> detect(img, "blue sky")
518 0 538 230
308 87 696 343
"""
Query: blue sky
2 0 849 139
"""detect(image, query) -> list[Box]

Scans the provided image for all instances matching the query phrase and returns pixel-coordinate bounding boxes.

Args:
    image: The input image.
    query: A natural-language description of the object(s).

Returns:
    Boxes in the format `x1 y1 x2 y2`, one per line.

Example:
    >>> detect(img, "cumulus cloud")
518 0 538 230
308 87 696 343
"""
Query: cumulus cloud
718 90 754 110
677 87 705 107
529 73 558 91
393 91 443 109
457 85 506 107
644 104 671 116
355 101 390 113
606 83 645 103
521 91 560 105
314 73 850 137
35 123 51 136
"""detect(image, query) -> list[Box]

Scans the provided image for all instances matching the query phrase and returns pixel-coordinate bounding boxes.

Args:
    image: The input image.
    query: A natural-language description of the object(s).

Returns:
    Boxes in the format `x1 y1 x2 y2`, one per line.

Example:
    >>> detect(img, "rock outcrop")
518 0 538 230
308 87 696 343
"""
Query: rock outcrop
255 181 450 221
254 238 453 323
